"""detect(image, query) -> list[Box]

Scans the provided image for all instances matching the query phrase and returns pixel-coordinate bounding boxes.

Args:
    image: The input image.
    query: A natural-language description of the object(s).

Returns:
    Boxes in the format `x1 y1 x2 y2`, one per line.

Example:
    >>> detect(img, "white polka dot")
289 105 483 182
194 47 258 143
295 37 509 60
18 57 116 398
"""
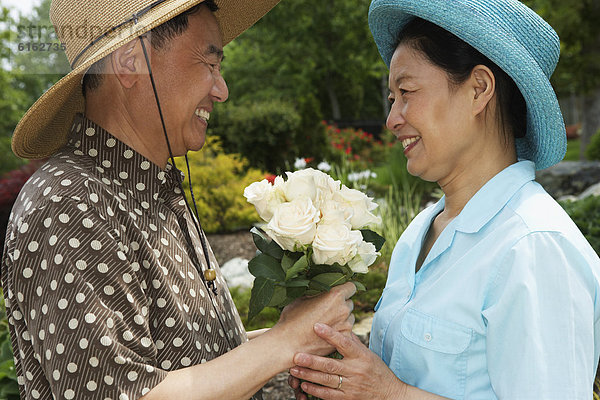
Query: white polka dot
165 317 176 328
122 273 132 283
84 313 96 323
181 357 191 367
140 337 151 347
85 127 95 136
127 371 138 381
214 343 219 352
38 330 45 340
104 375 114 385
82 218 94 228
122 330 134 341
48 323 54 333
90 193 99 203
104 286 114 296
50 280 58 290
61 179 72 187
102 160 111 168
76 259 87 270
124 150 134 159
67 363 77 373
40 259 48 270
68 319 78 329
64 389 75 399
54 254 63 265
56 343 65 354
88 148 98 157
100 336 112 346
90 240 102 250
22 268 33 279
43 217 52 228
97 263 109 273
76 293 86 303
117 251 127 261
19 222 29 233
161 360 171 369
156 340 164 350
87 380 97 391
89 357 99 367
114 355 126 365
156 298 166 308
69 238 80 248
79 338 88 349
12 249 20 260
172 284 179 294
27 241 38 252
119 394 130 400
53 370 60 381
126 293 134 303
64 273 74 283
57 299 68 310
59 213 70 223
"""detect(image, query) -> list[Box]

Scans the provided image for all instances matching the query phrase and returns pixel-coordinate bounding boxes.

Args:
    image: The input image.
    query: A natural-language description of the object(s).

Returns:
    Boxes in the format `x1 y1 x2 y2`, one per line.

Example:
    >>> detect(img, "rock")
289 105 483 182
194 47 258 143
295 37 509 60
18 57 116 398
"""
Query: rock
579 182 600 200
536 161 600 199
352 315 373 347
220 257 254 289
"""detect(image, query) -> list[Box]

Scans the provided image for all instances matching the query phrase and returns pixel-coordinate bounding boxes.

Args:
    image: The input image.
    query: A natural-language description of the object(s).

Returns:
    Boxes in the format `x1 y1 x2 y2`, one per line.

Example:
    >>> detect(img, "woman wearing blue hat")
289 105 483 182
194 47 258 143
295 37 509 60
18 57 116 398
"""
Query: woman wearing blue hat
288 0 600 399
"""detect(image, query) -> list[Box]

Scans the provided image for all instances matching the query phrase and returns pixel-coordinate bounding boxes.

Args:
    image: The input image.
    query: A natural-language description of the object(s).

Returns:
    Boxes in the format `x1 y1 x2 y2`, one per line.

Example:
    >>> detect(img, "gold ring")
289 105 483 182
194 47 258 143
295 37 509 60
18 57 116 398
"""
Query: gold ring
337 375 343 390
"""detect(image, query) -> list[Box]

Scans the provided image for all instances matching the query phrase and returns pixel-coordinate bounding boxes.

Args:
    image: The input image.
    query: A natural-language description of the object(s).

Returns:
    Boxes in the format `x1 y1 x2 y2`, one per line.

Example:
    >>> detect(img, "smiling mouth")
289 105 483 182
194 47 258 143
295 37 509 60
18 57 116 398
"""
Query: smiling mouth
195 108 210 123
402 136 420 150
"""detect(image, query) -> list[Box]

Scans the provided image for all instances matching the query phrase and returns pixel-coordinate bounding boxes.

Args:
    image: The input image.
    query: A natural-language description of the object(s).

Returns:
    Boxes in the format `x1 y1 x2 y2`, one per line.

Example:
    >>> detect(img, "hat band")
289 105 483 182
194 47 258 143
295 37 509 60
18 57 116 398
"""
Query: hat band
70 0 168 69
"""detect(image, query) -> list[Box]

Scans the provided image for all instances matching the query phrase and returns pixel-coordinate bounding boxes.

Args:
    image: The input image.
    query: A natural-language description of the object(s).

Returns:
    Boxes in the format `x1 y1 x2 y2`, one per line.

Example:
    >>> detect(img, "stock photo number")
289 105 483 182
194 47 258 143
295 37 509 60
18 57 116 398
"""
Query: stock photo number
17 42 66 52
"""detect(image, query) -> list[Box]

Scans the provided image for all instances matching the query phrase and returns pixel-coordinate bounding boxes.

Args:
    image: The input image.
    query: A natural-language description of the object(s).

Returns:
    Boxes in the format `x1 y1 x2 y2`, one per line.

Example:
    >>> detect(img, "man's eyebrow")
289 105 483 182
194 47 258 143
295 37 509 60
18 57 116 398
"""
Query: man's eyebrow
206 44 224 61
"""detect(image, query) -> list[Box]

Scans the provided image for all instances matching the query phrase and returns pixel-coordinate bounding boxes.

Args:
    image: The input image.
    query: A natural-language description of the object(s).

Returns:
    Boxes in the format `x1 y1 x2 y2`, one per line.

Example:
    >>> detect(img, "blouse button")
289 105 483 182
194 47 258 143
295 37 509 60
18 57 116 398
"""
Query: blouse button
424 333 432 342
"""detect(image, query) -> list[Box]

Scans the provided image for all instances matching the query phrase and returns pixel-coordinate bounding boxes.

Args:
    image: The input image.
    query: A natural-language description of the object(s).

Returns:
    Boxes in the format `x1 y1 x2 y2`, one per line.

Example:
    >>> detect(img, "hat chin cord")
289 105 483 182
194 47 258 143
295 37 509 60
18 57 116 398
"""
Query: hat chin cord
138 35 219 295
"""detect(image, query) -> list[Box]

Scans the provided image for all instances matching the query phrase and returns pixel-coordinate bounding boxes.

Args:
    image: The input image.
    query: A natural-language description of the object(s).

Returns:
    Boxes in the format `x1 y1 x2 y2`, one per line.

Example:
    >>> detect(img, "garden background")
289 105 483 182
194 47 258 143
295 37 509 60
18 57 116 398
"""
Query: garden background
1 0 600 398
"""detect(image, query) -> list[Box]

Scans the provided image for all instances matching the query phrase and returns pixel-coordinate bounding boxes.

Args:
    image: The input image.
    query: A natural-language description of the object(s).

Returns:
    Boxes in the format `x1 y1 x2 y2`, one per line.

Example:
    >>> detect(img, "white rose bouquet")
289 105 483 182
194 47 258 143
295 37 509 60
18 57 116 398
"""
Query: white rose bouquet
243 168 384 321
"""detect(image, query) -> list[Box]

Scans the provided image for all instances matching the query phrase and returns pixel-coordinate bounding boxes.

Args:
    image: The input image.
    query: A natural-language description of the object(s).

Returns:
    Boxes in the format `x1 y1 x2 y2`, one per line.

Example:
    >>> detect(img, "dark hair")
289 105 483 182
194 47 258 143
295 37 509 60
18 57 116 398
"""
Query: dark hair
396 17 527 142
82 0 219 96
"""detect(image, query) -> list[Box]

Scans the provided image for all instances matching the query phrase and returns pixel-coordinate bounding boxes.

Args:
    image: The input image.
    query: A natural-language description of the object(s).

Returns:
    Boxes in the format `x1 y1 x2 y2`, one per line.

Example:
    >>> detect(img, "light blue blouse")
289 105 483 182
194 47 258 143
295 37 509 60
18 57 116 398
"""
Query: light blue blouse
370 161 600 399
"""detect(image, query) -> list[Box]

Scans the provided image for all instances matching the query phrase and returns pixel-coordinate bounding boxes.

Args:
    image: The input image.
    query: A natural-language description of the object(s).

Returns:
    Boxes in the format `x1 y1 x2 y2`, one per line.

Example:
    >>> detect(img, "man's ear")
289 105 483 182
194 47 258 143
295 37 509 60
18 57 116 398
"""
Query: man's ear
110 38 148 89
470 65 496 116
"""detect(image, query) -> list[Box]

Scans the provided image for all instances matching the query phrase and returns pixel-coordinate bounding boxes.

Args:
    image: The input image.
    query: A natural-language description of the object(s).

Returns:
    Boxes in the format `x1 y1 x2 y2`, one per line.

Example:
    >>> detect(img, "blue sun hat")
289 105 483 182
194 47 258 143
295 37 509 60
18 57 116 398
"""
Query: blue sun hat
368 0 567 170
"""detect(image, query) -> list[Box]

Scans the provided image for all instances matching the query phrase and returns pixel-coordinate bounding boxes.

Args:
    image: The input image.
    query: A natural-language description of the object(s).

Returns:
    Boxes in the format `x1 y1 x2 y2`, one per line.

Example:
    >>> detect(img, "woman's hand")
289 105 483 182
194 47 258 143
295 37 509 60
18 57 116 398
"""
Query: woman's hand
287 323 404 400
270 282 356 363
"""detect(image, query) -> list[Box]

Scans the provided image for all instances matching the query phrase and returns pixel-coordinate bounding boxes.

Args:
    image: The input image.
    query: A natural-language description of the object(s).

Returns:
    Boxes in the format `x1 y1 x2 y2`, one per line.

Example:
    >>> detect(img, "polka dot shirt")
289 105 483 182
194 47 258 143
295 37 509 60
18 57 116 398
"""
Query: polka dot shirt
1 114 255 400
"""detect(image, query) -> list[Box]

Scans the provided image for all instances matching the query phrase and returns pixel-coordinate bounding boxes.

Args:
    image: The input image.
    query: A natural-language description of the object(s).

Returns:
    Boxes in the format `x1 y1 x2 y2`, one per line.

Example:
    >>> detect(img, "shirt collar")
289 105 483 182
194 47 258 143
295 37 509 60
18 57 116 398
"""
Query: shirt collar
452 160 535 233
66 114 185 205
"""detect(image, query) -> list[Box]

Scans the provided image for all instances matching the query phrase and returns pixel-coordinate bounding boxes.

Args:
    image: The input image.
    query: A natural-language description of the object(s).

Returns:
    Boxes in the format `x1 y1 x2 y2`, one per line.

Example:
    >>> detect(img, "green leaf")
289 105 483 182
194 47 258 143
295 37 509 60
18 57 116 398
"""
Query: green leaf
351 280 366 292
307 264 344 279
285 278 310 288
312 272 347 288
248 253 285 281
308 279 331 293
281 252 302 272
268 285 287 307
286 286 308 299
248 277 275 322
361 229 386 252
285 254 309 281
304 289 323 297
250 227 284 260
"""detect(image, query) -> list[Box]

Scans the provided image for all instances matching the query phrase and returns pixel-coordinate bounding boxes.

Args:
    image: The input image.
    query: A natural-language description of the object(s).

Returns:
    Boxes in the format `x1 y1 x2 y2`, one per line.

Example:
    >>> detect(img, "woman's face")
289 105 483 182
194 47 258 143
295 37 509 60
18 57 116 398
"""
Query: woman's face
386 43 480 184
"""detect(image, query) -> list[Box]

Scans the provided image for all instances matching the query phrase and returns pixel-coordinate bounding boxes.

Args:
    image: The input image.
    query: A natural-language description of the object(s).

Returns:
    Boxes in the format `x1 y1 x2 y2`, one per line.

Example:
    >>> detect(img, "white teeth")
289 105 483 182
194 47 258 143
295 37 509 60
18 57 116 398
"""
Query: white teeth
402 137 420 149
195 108 210 121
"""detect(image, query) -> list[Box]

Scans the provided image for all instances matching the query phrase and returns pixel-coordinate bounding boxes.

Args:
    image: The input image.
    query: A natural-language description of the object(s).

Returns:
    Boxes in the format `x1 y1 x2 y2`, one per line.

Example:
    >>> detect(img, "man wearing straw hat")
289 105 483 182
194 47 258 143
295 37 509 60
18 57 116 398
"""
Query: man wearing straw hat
1 1 357 399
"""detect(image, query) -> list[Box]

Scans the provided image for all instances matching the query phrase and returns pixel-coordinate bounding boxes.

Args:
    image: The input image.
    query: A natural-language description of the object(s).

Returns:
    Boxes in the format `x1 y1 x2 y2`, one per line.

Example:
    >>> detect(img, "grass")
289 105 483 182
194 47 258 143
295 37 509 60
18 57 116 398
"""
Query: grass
565 138 581 161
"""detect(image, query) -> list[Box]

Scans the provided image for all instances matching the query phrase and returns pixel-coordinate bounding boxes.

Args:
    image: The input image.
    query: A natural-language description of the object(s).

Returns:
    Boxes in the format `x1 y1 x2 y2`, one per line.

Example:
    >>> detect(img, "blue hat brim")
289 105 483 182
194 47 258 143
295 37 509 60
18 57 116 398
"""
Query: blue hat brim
368 0 567 170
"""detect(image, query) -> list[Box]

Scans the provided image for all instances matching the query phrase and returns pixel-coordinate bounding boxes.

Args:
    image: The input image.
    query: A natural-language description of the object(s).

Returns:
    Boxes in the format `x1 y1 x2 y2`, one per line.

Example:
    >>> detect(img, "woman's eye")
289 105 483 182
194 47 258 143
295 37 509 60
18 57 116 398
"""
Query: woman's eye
399 89 408 96
388 96 395 104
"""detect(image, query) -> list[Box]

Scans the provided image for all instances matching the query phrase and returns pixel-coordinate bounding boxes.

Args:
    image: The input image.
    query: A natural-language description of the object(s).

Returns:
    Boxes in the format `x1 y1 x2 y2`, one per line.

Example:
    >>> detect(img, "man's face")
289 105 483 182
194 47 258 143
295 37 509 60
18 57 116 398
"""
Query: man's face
149 6 228 158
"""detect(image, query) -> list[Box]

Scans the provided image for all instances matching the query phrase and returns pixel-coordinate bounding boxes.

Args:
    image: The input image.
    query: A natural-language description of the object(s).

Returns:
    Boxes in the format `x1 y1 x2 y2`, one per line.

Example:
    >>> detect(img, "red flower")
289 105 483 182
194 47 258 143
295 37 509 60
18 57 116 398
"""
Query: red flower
345 146 352 155
304 157 314 164
265 174 276 184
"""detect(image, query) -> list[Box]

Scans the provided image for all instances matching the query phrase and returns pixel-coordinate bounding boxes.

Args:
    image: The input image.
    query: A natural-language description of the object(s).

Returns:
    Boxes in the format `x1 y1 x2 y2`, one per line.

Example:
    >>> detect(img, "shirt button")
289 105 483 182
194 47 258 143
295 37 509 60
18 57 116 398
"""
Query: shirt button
424 333 432 342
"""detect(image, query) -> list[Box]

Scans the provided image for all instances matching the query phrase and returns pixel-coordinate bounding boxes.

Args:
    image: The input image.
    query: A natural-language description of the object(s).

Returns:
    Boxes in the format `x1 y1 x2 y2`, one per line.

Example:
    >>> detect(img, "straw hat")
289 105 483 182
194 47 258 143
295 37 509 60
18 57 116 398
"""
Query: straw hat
12 0 280 160
368 0 567 170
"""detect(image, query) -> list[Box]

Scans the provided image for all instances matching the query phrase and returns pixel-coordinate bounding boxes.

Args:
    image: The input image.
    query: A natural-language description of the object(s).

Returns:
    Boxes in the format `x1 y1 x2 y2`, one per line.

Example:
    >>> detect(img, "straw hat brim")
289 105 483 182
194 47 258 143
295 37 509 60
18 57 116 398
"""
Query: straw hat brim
368 0 567 170
12 0 280 160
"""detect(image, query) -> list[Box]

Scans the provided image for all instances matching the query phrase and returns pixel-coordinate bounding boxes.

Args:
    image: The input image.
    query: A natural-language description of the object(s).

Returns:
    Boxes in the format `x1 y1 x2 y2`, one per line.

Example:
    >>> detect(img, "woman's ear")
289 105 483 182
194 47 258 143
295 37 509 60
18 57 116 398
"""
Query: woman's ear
470 65 496 116
110 38 148 89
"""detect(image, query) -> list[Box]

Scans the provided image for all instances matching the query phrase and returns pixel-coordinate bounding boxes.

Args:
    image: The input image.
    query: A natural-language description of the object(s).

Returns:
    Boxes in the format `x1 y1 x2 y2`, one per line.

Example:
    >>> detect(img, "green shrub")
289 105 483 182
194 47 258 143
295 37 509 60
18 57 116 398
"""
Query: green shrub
178 138 265 233
211 100 324 173
561 195 600 255
586 129 600 161
0 137 26 177
0 290 19 400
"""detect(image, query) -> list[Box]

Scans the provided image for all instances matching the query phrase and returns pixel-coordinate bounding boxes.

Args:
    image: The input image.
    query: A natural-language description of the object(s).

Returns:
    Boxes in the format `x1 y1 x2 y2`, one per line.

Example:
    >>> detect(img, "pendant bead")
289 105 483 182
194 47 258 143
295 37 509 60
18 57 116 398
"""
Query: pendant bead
204 269 217 281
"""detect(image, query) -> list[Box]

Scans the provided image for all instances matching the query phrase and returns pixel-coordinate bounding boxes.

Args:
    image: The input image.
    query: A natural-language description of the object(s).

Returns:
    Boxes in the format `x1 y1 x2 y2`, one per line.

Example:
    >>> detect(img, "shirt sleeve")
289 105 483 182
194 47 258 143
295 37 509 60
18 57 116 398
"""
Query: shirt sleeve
8 196 168 400
482 231 598 399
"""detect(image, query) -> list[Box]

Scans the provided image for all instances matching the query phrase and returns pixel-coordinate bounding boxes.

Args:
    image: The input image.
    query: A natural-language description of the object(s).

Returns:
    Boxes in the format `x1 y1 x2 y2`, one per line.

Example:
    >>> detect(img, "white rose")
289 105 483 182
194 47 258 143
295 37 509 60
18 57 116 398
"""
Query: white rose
334 185 382 229
320 199 352 227
265 197 320 251
287 168 340 209
348 241 379 274
312 223 363 266
243 179 285 222
283 170 317 204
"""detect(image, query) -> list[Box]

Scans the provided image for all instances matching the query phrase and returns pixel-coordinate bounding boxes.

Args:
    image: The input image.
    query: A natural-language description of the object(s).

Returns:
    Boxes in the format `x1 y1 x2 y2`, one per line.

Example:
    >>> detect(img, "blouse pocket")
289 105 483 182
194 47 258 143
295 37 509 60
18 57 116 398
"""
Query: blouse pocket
390 308 473 399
